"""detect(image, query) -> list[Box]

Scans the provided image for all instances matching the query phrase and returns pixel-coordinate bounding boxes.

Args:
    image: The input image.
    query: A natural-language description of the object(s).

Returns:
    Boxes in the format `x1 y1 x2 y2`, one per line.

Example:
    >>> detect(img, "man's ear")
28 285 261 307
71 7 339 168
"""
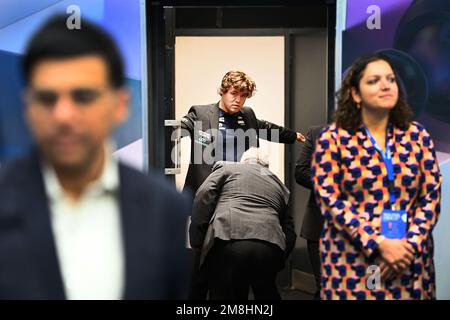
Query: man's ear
22 89 34 127
113 87 130 126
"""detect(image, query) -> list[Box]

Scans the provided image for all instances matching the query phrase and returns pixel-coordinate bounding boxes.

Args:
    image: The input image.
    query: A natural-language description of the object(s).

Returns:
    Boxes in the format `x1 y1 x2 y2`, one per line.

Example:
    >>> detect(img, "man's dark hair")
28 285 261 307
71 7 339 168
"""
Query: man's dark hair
23 14 125 88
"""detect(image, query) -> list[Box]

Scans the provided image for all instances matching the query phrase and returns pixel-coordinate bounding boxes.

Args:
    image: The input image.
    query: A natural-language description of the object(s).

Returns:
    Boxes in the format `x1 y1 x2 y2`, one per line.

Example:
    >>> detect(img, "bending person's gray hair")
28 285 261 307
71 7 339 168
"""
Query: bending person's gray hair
240 147 270 167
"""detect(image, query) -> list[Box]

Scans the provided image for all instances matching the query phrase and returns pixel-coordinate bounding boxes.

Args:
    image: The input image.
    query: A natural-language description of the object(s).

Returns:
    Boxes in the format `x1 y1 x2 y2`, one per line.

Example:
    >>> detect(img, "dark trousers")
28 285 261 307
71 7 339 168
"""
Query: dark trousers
307 240 321 300
204 239 284 300
188 250 209 300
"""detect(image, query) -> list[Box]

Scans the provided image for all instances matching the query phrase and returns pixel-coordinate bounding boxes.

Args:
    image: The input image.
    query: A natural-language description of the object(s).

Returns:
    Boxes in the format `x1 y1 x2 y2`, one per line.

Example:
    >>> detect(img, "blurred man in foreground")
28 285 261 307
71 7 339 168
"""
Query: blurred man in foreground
0 15 190 299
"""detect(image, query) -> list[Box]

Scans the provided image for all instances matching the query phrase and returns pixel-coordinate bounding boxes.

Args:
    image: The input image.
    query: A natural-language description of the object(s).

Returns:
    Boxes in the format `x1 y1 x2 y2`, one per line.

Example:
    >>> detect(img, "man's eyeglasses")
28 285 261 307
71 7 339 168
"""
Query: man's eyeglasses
25 87 107 108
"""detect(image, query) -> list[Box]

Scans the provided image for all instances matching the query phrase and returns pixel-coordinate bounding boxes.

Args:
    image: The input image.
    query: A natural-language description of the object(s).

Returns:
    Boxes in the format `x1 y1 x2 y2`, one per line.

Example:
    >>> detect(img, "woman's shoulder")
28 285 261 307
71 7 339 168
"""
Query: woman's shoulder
399 121 430 136
395 121 434 146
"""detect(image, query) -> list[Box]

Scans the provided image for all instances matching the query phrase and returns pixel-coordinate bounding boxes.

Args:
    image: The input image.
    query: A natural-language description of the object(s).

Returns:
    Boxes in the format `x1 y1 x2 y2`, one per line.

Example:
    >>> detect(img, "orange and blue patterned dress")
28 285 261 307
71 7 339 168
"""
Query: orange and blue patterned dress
312 122 441 300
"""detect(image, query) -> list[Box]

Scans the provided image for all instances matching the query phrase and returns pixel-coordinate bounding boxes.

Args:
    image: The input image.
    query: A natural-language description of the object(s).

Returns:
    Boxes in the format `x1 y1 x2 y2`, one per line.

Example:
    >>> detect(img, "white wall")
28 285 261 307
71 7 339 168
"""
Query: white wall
174 36 286 190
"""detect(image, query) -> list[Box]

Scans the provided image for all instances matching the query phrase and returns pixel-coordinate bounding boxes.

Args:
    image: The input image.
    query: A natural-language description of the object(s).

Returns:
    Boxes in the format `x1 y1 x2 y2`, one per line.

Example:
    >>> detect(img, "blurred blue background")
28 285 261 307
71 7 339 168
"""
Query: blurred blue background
0 0 145 164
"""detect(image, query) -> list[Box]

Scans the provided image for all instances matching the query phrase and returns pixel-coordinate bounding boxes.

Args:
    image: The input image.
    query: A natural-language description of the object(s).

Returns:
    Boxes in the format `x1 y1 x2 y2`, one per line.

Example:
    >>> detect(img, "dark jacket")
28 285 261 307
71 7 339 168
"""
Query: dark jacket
295 125 325 241
180 103 297 195
0 151 191 299
189 161 297 266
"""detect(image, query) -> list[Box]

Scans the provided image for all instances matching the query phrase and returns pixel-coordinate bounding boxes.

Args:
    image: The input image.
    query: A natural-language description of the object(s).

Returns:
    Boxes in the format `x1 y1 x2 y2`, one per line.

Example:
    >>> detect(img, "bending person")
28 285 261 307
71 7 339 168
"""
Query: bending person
190 148 296 300
181 70 304 299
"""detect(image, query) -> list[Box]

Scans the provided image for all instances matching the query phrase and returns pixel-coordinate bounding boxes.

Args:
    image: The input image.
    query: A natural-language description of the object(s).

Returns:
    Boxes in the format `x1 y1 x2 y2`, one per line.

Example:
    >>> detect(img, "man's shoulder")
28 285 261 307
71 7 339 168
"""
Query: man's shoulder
0 153 36 187
0 152 42 213
212 161 250 173
118 163 192 203
309 125 326 134
308 125 327 141
190 103 218 112
184 104 218 123
234 164 289 198
212 160 232 170
118 163 172 191
219 162 269 177
240 106 255 115
240 107 258 124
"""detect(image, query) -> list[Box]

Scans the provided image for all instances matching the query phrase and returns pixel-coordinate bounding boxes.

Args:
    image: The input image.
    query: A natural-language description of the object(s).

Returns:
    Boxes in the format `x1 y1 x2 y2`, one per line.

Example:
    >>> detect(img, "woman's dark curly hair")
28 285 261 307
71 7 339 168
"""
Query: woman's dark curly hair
333 52 413 131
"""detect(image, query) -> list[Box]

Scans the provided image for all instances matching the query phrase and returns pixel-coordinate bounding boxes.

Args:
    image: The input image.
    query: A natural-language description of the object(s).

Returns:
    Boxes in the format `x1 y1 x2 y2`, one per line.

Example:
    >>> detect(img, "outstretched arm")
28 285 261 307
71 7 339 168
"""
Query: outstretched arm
257 119 305 143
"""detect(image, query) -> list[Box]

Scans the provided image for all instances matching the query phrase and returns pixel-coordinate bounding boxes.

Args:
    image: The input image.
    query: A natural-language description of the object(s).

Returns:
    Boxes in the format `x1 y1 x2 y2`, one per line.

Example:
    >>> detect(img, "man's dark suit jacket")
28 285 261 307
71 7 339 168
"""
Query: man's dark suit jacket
0 151 191 299
189 161 297 266
181 103 297 195
295 125 325 241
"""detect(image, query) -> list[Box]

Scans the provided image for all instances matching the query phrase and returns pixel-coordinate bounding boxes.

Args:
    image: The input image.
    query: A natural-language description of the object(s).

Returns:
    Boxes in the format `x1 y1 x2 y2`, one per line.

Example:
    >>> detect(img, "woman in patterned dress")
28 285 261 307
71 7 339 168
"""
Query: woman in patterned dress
312 53 442 300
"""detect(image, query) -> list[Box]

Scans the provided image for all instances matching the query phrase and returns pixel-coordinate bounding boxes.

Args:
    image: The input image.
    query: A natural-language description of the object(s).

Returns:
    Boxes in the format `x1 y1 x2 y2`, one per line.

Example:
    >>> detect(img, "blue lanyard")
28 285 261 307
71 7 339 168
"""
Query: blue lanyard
364 126 396 207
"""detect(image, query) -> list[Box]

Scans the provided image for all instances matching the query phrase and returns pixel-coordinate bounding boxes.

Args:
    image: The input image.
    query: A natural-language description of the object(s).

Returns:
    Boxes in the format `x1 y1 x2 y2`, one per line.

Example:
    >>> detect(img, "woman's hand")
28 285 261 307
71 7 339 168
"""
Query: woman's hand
379 259 398 281
378 238 415 272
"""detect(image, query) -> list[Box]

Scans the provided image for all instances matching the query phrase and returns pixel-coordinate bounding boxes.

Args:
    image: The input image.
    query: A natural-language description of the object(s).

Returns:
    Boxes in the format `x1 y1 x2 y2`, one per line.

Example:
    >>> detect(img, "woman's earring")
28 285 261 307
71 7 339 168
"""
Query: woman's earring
356 103 361 109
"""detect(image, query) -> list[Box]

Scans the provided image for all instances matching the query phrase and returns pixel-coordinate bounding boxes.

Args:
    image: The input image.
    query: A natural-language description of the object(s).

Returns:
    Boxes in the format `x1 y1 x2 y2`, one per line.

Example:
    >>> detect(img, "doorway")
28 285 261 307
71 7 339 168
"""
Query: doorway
175 36 286 189
147 1 336 293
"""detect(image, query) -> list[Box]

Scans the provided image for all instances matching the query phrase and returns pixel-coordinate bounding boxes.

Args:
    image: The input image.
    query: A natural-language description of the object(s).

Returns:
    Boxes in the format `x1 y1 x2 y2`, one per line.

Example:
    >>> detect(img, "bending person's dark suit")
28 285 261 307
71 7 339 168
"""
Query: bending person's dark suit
295 125 325 300
0 151 191 299
190 161 297 300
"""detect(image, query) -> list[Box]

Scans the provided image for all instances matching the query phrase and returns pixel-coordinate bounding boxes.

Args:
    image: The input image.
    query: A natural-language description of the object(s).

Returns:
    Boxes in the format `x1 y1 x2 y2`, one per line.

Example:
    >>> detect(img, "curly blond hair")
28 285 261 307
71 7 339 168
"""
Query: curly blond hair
218 70 256 98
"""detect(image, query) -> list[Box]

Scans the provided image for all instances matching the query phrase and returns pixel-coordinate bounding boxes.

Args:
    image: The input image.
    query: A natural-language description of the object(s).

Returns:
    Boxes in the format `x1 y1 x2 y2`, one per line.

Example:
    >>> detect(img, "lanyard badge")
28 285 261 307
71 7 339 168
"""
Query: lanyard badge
380 209 407 239
364 126 407 239
364 126 396 208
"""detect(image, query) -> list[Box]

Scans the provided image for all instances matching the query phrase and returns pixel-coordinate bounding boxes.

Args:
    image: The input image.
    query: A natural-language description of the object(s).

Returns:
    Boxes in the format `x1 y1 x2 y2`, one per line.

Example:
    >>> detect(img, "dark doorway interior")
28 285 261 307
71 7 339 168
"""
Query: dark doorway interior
147 0 336 293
